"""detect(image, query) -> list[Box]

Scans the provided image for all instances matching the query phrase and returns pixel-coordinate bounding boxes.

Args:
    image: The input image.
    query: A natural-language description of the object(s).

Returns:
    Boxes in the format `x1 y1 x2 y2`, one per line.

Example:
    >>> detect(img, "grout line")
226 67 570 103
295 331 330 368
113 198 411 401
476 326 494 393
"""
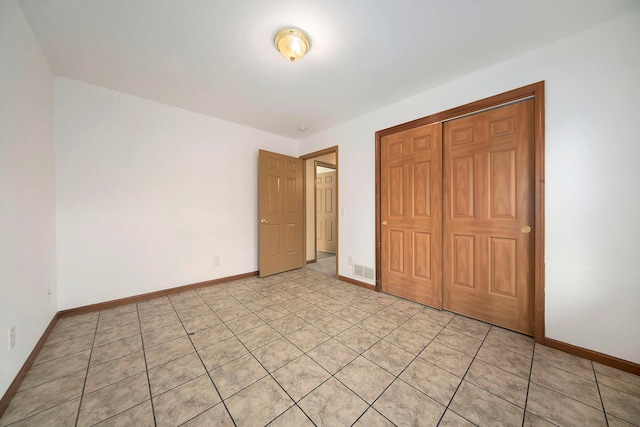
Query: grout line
521 339 536 427
74 312 101 427
135 301 159 427
592 363 610 427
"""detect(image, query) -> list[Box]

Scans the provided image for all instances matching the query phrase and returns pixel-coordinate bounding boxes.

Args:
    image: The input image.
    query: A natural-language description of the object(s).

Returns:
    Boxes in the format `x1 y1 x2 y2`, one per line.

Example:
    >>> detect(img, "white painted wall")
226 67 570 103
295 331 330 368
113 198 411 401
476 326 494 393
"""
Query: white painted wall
55 78 298 309
300 10 640 363
0 0 57 397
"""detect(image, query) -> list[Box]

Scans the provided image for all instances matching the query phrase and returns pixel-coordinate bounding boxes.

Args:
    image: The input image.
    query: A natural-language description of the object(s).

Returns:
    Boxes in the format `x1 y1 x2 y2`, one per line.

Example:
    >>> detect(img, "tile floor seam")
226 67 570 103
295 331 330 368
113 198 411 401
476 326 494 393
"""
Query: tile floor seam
434 322 492 426
72 310 100 427
166 294 234 426
592 362 611 427
520 336 536 427
135 302 159 427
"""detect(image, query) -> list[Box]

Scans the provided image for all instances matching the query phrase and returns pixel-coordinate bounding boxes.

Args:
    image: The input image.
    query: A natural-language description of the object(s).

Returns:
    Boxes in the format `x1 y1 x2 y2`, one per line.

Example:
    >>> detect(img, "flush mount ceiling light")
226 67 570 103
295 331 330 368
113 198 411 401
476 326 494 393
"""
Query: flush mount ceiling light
274 28 310 62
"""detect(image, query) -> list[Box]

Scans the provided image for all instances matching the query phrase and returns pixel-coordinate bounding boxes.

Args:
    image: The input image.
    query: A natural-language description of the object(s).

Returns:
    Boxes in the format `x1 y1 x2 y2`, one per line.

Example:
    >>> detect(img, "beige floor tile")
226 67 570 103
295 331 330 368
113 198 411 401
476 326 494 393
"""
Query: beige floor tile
214 304 250 322
306 338 359 374
391 299 424 315
252 337 303 372
209 353 267 399
198 336 248 371
98 304 137 320
85 351 146 393
20 350 90 391
465 359 529 408
189 323 233 350
153 374 220 427
236 323 281 351
268 405 314 427
373 307 413 326
334 306 370 324
224 313 266 335
606 413 637 427
352 299 387 314
476 342 531 379
175 303 213 321
268 314 308 335
357 315 396 338
2 397 80 427
400 358 461 406
335 325 380 353
34 333 94 365
46 321 96 346
531 360 601 408
534 344 595 380
90 335 142 366
312 314 352 336
413 307 455 326
181 312 221 333
353 408 395 426
434 328 483 357
254 305 290 322
273 355 330 401
299 378 368 427
148 352 206 396
53 312 99 331
93 400 154 427
279 297 312 312
594 362 640 397
77 372 150 427
363 339 414 376
600 384 640 425
180 402 234 427
419 341 473 377
373 379 445 427
449 381 523 426
286 324 330 352
145 335 195 368
301 291 330 304
138 311 179 333
383 327 432 355
484 327 534 358
335 356 394 404
96 311 139 332
137 303 174 321
141 321 186 348
523 411 557 426
1 371 86 425
315 297 349 313
93 321 140 347
225 376 293 426
401 317 444 339
446 316 491 340
526 382 607 426
439 409 475 426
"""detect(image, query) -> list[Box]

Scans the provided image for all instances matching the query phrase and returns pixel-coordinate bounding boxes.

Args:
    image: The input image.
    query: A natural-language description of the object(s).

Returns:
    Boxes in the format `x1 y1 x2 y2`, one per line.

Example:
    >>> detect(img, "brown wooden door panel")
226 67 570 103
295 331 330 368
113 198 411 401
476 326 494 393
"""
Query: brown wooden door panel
381 124 443 308
316 171 336 253
443 100 534 335
259 150 304 277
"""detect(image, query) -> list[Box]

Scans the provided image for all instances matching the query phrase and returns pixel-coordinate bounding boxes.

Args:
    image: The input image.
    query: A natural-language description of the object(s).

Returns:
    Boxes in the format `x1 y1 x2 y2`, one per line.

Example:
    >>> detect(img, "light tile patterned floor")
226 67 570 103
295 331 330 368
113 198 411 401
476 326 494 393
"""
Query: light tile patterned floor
1 267 639 426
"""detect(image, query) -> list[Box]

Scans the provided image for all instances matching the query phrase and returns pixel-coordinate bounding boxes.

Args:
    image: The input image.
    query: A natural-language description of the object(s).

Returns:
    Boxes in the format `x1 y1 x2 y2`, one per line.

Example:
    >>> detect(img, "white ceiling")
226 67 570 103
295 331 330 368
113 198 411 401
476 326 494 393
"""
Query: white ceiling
18 0 640 139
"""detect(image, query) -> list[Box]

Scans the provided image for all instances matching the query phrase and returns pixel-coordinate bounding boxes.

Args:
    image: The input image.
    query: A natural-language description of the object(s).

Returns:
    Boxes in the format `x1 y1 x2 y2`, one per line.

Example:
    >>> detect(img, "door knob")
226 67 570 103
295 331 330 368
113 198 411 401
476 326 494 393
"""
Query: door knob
260 219 269 224
382 221 388 226
521 225 532 233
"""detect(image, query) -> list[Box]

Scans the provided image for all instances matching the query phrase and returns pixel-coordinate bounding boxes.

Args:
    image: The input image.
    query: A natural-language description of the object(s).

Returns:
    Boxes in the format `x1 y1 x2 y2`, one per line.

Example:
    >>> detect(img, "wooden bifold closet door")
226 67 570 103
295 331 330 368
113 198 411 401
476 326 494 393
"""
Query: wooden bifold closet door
380 99 535 335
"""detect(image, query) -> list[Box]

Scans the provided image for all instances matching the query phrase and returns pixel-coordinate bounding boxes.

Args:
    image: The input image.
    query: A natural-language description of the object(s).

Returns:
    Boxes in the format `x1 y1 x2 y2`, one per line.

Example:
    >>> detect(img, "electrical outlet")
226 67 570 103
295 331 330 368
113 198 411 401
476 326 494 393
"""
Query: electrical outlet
348 256 353 265
9 326 16 350
213 256 220 266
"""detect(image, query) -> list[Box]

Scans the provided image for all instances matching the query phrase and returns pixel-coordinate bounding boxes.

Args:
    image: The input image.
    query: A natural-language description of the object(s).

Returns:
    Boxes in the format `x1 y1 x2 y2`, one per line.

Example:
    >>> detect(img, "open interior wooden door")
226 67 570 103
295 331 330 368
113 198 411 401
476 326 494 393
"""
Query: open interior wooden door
258 150 304 277
316 167 336 254
380 123 443 307
443 99 535 335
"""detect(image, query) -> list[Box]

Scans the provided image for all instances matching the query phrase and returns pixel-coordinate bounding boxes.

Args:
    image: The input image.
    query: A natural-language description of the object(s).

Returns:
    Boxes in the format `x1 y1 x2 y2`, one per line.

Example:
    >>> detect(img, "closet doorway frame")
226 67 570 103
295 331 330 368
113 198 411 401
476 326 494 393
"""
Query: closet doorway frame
374 81 546 343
